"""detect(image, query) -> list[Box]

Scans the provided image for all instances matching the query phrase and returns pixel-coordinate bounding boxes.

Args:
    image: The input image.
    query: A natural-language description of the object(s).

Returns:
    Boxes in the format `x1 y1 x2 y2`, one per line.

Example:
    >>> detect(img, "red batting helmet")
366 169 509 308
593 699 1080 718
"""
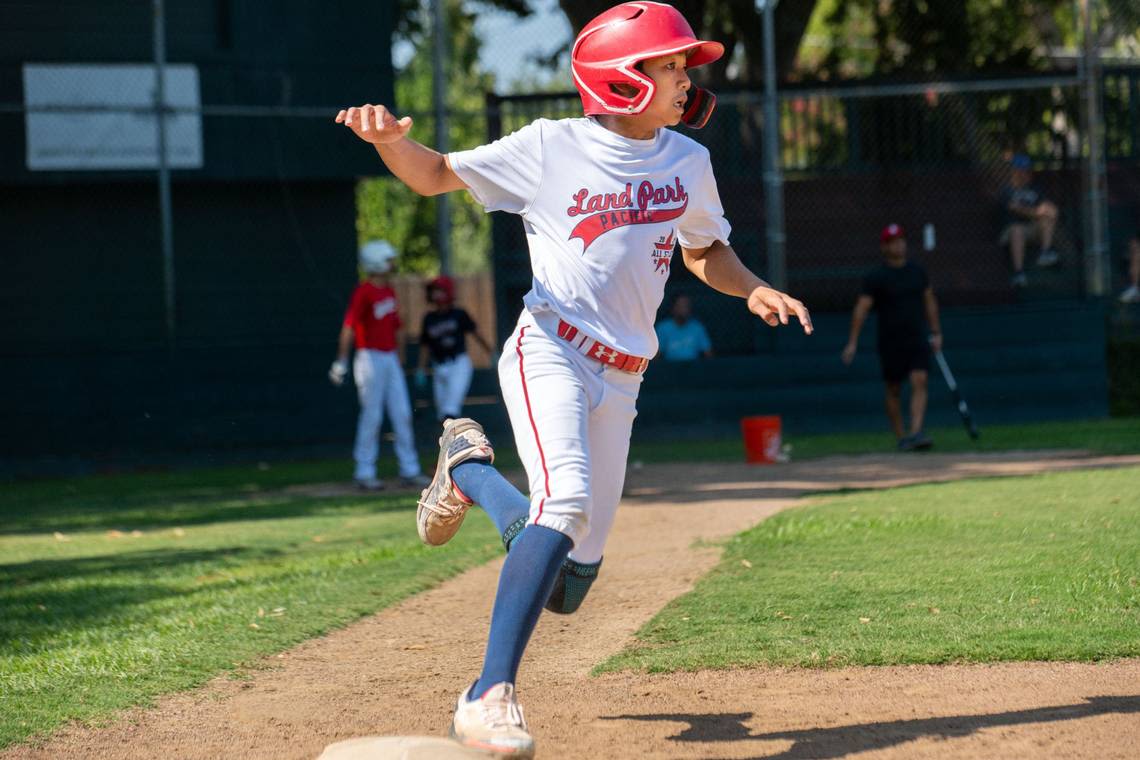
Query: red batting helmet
426 275 455 304
571 2 724 128
880 224 905 243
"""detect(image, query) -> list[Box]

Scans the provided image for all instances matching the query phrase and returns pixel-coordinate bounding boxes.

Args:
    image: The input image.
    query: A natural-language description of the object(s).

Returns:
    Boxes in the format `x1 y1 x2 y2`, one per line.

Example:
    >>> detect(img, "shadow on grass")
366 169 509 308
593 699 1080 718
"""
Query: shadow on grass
604 695 1140 758
0 547 271 646
619 452 1140 506
0 493 413 536
0 546 274 584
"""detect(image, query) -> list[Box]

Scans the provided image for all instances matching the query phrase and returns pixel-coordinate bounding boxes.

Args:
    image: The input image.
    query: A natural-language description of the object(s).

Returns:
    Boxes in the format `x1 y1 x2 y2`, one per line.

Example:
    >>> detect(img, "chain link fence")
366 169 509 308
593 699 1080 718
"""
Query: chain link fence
484 69 1140 355
3 0 1138 468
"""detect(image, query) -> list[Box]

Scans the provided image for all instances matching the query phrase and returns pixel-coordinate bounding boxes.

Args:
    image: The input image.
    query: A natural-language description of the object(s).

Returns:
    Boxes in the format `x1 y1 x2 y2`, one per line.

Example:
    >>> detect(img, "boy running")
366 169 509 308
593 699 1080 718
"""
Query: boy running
335 3 811 755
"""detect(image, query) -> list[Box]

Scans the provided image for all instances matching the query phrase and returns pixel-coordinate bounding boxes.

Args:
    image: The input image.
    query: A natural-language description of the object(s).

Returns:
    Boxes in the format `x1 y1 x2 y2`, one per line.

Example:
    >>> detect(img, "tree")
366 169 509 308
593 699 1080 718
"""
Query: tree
556 0 819 85
356 0 528 275
810 0 1087 81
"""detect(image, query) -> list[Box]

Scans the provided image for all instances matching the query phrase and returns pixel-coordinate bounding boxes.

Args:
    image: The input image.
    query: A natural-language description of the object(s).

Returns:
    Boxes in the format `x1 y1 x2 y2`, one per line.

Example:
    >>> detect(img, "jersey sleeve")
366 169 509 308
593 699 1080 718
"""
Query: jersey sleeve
458 309 477 334
448 120 545 214
676 149 732 250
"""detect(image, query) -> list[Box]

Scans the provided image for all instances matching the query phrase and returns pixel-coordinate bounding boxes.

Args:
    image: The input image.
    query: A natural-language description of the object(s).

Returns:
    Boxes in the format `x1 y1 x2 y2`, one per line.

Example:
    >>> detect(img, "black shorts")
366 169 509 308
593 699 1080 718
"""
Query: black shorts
879 342 929 384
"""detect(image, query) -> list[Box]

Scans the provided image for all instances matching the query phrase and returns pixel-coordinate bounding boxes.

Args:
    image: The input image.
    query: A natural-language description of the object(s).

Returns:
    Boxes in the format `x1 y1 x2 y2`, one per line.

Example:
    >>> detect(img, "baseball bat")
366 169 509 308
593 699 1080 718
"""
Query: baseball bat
931 347 980 440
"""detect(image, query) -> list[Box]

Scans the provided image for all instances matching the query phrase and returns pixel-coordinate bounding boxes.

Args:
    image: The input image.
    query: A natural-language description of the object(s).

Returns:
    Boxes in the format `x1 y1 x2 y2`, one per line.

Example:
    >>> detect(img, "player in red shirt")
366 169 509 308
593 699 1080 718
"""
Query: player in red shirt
329 240 429 490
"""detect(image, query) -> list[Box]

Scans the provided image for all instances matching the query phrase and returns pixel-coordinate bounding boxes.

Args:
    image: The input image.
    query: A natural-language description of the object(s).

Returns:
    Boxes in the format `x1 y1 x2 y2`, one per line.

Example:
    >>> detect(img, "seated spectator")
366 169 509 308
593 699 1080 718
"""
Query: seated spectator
655 294 713 361
999 153 1060 288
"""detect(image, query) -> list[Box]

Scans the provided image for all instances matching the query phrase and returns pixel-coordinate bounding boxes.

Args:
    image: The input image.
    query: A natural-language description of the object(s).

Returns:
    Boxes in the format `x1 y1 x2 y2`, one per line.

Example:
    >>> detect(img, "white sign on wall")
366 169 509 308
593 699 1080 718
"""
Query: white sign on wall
23 64 203 171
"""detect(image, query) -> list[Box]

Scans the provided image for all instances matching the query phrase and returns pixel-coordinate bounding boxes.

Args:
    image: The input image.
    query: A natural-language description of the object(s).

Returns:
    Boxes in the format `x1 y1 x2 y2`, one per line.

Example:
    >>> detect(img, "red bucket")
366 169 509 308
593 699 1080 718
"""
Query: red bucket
741 415 782 464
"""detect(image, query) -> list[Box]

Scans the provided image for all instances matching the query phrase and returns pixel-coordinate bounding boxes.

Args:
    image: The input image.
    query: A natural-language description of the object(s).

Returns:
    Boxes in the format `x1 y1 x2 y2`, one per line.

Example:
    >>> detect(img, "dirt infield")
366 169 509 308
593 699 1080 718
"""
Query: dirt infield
7 451 1140 760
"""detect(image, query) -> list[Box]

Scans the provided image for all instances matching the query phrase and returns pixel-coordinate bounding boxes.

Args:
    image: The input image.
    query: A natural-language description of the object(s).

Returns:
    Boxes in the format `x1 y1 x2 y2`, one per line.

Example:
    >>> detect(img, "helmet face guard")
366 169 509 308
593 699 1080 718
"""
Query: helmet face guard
681 86 716 129
571 2 724 129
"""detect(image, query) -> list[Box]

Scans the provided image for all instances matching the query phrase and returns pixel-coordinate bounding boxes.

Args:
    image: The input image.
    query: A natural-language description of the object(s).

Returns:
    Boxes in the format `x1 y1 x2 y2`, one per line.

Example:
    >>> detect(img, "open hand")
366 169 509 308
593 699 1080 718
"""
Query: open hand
747 286 813 334
335 104 413 145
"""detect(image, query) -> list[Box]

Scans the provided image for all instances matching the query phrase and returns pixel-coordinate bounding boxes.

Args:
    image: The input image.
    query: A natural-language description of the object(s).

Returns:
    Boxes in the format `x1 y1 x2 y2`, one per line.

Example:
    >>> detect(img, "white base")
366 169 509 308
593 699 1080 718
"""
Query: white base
318 735 493 759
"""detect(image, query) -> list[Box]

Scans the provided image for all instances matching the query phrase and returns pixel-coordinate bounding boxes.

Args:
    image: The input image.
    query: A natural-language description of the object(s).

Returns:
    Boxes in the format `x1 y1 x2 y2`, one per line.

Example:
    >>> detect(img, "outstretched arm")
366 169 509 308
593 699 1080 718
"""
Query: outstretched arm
335 104 467 197
681 241 812 334
842 295 873 365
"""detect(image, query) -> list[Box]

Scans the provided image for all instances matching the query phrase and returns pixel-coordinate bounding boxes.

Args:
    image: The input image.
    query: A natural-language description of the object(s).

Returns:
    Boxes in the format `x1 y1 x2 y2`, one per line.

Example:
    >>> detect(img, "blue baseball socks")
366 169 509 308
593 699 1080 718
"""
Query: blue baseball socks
470 523 572 699
451 461 530 540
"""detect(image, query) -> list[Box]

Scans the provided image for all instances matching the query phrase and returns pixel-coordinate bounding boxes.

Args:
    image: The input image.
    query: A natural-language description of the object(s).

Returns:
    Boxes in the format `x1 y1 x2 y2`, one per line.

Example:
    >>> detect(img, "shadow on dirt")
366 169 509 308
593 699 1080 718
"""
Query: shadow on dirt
603 695 1140 758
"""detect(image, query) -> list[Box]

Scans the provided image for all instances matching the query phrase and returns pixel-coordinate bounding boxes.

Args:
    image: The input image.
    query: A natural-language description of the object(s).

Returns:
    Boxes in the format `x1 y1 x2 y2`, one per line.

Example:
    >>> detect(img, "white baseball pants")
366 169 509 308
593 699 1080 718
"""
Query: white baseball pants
432 352 474 421
352 349 421 480
497 310 642 564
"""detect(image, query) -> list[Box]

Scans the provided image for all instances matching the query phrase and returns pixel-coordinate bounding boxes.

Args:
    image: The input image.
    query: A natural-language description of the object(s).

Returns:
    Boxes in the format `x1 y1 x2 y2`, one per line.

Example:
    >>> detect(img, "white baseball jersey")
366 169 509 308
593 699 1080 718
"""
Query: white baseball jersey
449 117 731 358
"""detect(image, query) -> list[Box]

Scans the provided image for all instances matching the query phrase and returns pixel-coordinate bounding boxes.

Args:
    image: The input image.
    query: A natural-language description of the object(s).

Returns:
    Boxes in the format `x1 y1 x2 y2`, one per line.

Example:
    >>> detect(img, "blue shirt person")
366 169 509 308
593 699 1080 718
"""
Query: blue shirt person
655 294 713 361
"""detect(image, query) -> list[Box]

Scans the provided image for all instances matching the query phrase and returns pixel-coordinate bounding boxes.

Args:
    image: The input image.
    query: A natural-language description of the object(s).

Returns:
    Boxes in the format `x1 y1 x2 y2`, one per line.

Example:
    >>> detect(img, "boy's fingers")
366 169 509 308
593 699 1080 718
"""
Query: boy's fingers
359 104 373 132
335 109 347 123
345 107 357 127
792 302 814 334
776 297 789 325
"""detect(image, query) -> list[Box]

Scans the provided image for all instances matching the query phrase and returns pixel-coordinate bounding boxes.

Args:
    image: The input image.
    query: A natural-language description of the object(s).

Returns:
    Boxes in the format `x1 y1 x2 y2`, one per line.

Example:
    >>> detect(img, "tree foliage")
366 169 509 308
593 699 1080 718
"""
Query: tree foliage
356 0 527 275
806 0 1086 81
556 0 819 84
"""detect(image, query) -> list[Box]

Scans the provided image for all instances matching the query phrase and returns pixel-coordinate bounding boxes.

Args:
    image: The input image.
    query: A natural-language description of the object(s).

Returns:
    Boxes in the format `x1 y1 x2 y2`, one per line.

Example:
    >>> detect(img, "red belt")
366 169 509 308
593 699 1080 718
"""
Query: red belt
556 319 649 375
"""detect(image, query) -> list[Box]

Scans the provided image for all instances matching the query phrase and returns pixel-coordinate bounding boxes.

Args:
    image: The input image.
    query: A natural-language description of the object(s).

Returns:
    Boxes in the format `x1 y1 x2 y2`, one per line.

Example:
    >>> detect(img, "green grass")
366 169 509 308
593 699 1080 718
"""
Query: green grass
0 489 501 749
3 419 1135 522
779 417 1140 460
627 417 1139 464
0 416 1135 748
601 466 1140 673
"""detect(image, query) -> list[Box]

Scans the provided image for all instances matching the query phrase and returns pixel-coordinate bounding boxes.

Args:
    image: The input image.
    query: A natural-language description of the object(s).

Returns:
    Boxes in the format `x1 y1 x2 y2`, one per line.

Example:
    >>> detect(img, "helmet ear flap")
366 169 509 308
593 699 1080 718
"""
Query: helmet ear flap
681 86 716 129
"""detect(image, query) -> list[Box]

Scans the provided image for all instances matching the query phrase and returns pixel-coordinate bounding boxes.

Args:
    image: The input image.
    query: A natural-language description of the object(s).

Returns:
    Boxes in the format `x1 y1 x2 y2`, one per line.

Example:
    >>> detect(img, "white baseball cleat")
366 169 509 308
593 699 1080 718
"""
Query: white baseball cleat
450 682 535 758
417 418 494 546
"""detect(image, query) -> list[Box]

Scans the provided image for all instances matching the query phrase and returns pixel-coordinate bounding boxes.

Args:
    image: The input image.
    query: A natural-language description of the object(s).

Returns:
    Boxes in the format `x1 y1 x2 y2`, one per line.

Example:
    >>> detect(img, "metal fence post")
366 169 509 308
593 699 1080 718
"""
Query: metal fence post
154 0 176 344
760 0 786 291
432 0 452 274
1079 0 1109 297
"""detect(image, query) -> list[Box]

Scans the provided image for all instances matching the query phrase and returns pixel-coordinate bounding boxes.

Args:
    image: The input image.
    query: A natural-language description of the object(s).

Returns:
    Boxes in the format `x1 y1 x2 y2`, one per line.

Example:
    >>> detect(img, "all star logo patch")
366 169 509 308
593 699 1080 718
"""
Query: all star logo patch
652 231 675 274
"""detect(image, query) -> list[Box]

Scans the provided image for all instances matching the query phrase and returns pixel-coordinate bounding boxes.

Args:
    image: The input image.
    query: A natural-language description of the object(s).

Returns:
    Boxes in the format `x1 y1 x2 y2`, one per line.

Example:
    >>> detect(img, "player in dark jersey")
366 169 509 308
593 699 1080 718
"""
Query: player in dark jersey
842 224 944 451
414 276 494 422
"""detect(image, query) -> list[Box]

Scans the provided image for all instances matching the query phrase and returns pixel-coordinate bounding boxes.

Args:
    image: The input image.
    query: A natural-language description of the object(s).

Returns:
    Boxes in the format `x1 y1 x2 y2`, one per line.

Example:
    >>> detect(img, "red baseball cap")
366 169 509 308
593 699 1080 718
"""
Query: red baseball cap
880 223 905 243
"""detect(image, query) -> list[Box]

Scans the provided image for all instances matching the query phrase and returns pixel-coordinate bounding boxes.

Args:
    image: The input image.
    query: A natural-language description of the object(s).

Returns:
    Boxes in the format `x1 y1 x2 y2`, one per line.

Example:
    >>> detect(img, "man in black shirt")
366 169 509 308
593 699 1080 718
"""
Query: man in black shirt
842 224 944 451
415 276 494 422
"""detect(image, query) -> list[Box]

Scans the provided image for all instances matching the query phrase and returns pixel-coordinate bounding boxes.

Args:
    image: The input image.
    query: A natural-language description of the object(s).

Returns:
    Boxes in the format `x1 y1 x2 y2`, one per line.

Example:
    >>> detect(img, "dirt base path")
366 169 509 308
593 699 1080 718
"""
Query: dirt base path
9 451 1140 760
